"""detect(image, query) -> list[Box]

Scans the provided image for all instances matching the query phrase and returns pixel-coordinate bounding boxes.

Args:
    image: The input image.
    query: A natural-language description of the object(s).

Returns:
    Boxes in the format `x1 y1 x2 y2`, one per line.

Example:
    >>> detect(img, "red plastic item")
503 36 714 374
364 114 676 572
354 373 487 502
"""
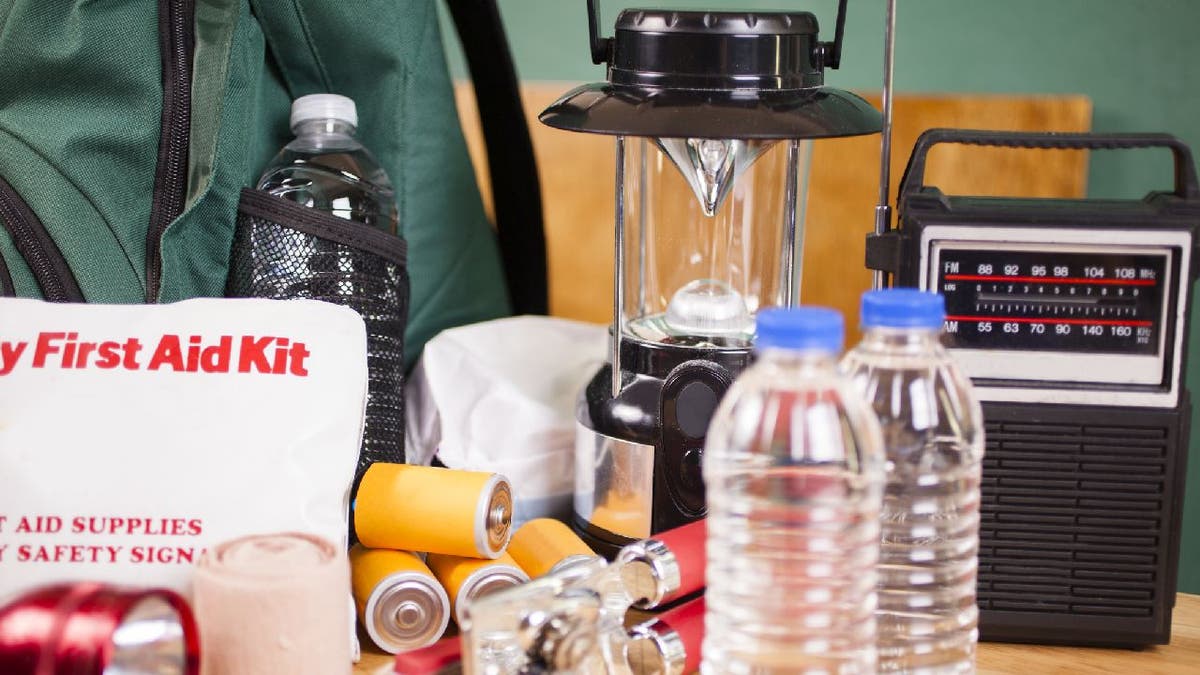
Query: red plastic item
0 582 200 675
394 635 463 674
653 519 706 601
654 596 705 673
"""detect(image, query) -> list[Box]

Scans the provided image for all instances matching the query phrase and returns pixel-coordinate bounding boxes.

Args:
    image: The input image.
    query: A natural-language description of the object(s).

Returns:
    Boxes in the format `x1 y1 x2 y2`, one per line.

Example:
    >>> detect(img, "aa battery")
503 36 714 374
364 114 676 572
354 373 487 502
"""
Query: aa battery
350 546 451 654
426 552 530 625
507 517 597 578
355 462 514 559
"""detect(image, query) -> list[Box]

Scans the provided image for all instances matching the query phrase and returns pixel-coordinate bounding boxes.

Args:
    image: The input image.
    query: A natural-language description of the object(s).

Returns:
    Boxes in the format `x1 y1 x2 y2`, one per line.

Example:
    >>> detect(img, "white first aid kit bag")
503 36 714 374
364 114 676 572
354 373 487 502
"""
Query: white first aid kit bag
0 298 366 601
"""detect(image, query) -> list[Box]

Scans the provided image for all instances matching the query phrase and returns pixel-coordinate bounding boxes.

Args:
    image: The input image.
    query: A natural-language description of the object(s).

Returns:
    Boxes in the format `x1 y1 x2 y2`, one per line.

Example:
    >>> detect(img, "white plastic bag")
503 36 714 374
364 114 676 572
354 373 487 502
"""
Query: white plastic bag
0 298 366 601
406 316 607 526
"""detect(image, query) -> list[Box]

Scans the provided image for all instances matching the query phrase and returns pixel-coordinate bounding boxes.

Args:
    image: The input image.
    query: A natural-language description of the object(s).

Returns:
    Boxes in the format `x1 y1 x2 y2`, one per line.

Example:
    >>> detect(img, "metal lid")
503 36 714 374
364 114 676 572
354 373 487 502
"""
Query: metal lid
539 5 881 140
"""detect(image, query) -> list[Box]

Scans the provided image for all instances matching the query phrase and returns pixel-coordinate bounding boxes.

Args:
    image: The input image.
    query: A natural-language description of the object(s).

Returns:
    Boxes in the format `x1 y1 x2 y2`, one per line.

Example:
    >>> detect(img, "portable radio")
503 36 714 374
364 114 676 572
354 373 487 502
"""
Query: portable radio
867 130 1199 647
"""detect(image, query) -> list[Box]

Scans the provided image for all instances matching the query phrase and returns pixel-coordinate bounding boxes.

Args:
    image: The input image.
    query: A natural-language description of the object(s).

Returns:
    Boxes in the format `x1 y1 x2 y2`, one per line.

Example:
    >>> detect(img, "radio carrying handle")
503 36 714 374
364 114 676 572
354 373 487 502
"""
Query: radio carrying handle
898 129 1200 203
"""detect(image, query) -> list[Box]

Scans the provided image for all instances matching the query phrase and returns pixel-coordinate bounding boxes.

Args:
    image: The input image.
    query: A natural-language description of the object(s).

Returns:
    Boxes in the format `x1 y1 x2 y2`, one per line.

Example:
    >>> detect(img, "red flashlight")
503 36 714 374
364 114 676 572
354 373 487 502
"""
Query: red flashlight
0 583 200 675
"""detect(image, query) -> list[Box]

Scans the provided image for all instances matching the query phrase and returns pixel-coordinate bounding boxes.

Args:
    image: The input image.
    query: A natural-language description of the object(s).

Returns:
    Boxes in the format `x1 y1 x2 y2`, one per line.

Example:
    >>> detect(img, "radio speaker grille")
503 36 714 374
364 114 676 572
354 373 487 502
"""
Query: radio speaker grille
977 402 1187 646
980 420 1164 616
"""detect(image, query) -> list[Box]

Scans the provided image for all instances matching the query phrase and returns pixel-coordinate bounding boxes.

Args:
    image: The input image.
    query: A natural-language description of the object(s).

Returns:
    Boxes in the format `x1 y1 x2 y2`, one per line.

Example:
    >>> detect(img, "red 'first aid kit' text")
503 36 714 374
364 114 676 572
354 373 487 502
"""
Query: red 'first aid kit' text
0 332 311 376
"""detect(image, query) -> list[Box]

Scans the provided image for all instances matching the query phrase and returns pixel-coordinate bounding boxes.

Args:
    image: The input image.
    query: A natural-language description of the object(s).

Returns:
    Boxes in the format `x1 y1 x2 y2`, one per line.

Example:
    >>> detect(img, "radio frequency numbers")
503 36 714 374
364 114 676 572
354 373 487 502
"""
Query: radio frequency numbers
941 259 1159 282
933 249 1166 355
941 315 1151 340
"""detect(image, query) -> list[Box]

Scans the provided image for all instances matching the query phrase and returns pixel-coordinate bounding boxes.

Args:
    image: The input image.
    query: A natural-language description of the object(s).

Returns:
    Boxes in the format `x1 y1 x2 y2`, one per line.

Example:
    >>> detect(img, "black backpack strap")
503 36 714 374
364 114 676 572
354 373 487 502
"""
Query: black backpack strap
445 0 548 315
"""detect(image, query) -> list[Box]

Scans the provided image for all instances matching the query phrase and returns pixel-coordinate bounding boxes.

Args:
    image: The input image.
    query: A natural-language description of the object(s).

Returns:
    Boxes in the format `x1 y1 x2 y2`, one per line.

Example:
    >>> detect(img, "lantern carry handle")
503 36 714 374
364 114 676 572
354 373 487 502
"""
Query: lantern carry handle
818 0 849 70
587 0 612 65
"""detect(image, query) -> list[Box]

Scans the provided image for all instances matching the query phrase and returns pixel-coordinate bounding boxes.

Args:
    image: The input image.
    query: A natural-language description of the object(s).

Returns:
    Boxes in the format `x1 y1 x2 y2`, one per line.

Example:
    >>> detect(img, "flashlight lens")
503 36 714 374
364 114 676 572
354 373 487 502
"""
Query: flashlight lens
104 597 186 675
619 559 660 607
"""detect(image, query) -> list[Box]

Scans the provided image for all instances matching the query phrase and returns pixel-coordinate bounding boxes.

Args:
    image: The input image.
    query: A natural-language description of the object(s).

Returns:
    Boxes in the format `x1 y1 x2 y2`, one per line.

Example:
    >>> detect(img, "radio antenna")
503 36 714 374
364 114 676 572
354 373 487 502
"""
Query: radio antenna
872 0 898 290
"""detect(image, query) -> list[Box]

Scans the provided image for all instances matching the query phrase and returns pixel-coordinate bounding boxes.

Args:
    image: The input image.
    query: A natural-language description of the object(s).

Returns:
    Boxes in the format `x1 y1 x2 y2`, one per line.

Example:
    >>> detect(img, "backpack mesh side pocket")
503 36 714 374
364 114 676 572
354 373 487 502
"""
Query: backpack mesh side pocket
227 188 408 490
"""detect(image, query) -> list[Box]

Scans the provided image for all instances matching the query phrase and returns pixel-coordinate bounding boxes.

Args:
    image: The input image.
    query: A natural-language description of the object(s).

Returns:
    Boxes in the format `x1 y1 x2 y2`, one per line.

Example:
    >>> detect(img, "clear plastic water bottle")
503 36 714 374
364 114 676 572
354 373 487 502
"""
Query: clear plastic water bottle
242 92 407 482
840 290 984 674
258 93 398 234
702 307 885 674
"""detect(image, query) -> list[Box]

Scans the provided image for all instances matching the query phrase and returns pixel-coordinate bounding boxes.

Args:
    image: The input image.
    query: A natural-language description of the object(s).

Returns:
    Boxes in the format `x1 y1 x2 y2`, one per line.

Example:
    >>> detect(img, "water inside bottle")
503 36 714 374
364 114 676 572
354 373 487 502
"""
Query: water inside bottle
876 445 981 673
703 349 885 675
705 464 881 672
842 327 984 675
258 119 398 235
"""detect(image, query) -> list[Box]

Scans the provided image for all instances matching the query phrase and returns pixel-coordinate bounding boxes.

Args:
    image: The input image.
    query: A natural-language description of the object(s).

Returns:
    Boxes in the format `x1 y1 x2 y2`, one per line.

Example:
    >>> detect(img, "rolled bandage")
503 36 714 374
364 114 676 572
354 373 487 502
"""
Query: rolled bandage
507 518 596 578
350 546 450 654
354 463 513 558
193 532 351 675
425 552 529 625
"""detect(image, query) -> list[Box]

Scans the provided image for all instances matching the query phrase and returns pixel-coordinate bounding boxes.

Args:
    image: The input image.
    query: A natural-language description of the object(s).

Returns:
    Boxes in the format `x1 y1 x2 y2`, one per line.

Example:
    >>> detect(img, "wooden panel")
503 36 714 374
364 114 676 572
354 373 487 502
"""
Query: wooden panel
455 84 1092 334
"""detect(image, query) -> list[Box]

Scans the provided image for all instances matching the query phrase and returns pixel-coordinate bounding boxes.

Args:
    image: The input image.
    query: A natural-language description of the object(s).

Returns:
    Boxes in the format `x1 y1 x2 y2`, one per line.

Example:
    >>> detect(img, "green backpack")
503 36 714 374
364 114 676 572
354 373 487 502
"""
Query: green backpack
0 0 542 368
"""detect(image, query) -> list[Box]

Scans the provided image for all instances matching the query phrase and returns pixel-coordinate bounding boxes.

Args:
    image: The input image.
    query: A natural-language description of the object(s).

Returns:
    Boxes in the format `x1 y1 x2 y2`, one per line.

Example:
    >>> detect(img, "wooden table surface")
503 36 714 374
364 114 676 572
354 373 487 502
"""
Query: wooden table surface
355 593 1200 674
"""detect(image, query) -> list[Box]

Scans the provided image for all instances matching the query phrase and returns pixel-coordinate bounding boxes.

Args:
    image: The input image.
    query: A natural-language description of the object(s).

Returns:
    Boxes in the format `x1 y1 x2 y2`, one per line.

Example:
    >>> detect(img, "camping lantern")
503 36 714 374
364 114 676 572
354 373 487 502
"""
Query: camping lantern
540 0 882 555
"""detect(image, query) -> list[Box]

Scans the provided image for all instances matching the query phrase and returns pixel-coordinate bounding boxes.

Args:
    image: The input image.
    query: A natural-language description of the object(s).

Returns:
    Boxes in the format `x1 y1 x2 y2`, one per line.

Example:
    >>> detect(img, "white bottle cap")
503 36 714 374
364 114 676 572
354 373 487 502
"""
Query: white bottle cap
290 93 358 131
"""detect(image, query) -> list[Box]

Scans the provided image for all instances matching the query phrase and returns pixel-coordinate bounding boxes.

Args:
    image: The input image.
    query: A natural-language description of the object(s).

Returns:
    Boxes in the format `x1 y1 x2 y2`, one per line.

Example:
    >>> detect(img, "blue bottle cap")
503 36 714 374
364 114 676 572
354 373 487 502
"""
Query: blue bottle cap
755 307 844 353
860 289 946 329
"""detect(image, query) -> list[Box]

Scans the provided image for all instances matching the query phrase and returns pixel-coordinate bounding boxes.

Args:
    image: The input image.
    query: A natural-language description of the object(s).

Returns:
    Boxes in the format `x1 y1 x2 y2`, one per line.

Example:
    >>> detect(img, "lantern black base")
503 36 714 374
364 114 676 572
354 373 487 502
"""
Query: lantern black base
574 336 752 558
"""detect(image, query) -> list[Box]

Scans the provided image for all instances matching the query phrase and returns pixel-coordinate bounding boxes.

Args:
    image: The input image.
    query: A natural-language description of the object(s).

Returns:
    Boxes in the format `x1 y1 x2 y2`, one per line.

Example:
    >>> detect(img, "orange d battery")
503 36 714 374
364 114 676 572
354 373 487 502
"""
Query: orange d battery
350 545 451 654
425 552 529 625
506 518 597 578
354 463 513 559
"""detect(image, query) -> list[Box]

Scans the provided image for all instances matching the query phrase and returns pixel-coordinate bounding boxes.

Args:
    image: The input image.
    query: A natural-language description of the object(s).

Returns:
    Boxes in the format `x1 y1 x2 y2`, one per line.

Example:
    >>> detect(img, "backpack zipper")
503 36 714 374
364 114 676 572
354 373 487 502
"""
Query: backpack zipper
0 252 13 297
0 177 84 302
144 0 196 302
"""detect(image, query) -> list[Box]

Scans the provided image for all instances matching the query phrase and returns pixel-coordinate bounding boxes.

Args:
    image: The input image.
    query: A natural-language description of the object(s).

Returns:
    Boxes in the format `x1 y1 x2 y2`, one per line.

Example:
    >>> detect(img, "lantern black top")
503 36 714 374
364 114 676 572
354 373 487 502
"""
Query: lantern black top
539 6 883 140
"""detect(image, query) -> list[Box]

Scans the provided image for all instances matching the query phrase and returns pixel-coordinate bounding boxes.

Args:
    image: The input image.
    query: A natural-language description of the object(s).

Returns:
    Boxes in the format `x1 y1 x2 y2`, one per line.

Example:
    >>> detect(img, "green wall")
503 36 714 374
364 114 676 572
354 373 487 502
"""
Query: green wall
442 0 1200 592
